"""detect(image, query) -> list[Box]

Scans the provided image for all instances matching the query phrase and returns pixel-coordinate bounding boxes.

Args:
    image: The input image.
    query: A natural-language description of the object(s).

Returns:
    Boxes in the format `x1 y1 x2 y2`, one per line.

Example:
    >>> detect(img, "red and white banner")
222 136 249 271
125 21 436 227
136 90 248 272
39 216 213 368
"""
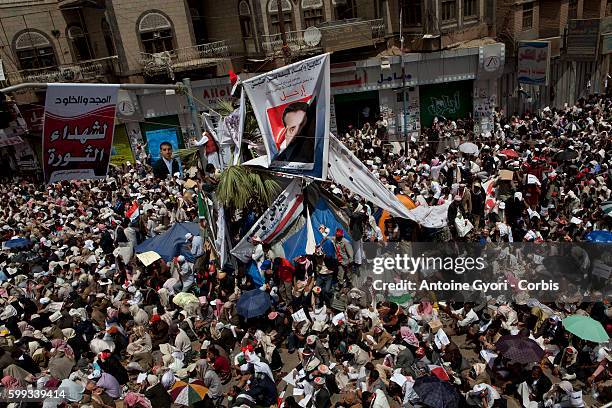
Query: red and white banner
483 177 498 213
231 179 304 262
242 54 330 179
42 84 119 183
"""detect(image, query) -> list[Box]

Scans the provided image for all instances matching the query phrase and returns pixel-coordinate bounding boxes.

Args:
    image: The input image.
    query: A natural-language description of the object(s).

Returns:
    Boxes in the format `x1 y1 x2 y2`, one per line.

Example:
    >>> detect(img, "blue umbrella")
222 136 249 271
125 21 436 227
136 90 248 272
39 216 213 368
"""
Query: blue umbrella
2 238 31 250
236 289 271 319
585 230 612 243
413 376 461 408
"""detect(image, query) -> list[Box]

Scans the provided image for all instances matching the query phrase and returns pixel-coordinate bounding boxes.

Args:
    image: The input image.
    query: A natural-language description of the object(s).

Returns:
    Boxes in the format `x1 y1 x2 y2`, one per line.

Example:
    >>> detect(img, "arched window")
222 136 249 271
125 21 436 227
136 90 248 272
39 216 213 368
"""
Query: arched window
67 26 92 61
268 0 294 34
239 1 253 37
14 31 57 70
102 19 116 56
138 12 174 53
302 0 323 27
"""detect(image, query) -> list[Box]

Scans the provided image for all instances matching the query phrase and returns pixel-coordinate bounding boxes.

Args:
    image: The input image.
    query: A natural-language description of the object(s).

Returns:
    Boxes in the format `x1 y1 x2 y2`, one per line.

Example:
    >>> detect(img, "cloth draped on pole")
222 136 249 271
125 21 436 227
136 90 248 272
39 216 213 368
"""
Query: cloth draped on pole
327 135 449 228
231 179 304 262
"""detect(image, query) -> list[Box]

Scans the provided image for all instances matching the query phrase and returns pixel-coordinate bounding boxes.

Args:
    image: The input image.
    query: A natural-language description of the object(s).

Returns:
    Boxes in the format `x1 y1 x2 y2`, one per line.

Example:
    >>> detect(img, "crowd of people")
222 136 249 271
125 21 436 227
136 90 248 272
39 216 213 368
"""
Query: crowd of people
0 94 609 408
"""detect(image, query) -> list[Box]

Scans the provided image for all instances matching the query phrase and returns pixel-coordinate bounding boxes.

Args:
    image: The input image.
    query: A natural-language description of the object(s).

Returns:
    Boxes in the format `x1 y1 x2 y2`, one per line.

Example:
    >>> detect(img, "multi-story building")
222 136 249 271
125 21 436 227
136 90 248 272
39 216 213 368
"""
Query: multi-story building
495 0 612 115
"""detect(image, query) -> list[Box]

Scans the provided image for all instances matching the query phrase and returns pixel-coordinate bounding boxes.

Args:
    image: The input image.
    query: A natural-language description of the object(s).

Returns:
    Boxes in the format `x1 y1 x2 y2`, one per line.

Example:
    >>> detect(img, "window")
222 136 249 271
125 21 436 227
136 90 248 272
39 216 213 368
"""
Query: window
333 0 356 20
522 2 533 30
403 0 422 25
14 31 57 70
138 12 174 53
67 26 92 61
441 0 457 22
302 0 323 27
268 0 294 33
568 0 578 20
102 19 116 56
239 1 253 37
463 0 477 18
607 0 612 16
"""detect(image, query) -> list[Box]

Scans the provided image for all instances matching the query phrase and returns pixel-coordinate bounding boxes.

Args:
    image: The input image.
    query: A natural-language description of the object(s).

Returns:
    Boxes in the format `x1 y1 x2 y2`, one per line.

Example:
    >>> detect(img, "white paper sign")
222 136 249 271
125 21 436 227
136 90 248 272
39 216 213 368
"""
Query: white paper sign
292 308 308 323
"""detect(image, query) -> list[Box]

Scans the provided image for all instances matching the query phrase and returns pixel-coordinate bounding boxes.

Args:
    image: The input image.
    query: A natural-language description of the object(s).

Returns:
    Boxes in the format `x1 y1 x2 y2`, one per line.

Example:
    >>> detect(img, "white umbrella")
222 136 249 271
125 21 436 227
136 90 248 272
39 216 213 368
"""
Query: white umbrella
459 142 479 155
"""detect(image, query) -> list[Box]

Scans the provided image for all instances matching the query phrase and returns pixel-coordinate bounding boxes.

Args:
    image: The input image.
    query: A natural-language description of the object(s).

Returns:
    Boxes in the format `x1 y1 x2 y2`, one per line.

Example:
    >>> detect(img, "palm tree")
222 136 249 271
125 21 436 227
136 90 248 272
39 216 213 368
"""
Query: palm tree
216 165 280 210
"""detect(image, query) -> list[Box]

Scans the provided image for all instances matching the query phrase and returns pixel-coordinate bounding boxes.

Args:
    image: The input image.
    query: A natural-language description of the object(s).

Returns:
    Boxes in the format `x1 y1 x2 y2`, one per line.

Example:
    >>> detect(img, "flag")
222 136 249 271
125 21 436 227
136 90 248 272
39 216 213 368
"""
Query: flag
231 179 304 262
233 90 246 166
198 191 208 220
125 201 140 222
428 365 450 381
305 206 316 255
483 177 498 213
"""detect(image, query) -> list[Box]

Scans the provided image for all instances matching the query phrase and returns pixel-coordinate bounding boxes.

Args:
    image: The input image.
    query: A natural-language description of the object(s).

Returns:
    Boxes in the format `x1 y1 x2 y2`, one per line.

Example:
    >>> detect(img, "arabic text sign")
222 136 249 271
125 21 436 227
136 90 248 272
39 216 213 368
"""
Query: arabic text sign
242 53 330 179
566 18 600 59
518 41 551 86
42 84 119 183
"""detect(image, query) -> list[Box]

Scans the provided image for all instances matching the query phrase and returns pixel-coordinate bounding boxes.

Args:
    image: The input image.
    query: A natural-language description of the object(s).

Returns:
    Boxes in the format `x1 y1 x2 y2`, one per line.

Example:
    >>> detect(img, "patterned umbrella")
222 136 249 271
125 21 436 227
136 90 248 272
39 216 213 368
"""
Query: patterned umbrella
169 380 209 406
413 375 461 408
495 335 544 364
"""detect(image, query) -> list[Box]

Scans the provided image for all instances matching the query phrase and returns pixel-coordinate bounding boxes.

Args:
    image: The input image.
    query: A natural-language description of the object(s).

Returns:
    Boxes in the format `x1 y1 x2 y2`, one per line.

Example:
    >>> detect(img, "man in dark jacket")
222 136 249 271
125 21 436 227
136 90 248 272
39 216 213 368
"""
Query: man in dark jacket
517 365 552 404
152 141 180 179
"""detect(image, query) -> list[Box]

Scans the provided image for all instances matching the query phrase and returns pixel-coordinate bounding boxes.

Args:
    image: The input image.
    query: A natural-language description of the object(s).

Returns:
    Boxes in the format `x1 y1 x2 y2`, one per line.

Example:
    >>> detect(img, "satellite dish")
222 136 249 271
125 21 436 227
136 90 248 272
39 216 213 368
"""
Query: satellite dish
303 26 322 47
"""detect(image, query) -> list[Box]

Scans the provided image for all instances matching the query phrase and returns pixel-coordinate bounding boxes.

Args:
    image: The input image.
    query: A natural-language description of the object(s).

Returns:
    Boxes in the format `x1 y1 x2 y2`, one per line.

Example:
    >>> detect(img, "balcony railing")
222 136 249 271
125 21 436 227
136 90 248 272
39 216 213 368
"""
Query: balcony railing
140 40 231 76
260 19 386 57
5 56 119 86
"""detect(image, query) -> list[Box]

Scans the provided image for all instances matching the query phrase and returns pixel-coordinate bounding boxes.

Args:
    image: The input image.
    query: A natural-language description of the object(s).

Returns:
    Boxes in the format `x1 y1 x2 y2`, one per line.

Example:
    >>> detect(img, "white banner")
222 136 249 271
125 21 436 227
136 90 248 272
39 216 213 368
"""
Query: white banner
233 90 246 165
242 54 330 179
215 206 229 266
231 179 304 262
328 135 449 228
518 41 551 86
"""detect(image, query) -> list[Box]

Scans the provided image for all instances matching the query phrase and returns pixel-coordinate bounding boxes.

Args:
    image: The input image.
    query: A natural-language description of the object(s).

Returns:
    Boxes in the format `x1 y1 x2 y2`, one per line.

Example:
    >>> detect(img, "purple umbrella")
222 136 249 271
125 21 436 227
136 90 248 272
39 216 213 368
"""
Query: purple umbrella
495 335 544 364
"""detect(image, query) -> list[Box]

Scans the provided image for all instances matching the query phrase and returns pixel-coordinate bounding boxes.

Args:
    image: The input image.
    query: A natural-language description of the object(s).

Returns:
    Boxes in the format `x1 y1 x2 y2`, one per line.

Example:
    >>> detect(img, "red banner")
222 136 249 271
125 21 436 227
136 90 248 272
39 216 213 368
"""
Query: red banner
42 84 119 183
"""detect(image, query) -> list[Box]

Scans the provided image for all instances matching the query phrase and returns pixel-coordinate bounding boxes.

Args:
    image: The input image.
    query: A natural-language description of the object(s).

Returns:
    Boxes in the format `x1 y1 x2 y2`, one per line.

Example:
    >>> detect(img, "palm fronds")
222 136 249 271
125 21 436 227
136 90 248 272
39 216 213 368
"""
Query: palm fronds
175 148 200 169
217 165 280 210
216 98 261 140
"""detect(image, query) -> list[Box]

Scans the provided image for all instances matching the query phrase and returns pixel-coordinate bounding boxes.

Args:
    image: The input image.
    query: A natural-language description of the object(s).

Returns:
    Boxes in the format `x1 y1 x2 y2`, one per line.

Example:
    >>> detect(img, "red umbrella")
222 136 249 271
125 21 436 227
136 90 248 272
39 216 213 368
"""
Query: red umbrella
499 149 519 159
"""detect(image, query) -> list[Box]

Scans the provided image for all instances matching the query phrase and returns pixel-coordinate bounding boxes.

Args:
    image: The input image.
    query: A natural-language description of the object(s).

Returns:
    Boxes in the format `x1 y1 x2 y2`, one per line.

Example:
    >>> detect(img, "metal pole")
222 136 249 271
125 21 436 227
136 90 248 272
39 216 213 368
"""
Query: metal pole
1 82 182 93
400 0 408 154
182 77 202 149
276 0 290 63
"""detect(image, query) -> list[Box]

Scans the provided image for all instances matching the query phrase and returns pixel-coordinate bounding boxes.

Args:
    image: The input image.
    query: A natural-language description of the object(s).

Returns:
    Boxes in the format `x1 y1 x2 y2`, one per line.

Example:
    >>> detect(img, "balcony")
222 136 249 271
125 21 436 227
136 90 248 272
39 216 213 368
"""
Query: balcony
260 19 386 57
5 56 119 86
140 40 231 77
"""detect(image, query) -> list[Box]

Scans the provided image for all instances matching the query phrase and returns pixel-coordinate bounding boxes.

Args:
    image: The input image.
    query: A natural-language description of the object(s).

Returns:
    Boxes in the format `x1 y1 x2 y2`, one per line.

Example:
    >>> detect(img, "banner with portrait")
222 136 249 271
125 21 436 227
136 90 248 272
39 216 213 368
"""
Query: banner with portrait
242 54 330 179
42 84 119 183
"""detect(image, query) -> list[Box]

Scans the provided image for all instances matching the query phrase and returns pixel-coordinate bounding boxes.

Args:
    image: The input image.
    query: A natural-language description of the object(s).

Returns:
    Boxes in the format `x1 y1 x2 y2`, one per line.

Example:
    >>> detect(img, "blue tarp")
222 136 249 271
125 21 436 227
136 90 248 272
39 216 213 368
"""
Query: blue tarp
585 230 612 243
135 222 200 262
245 199 350 286
283 199 351 261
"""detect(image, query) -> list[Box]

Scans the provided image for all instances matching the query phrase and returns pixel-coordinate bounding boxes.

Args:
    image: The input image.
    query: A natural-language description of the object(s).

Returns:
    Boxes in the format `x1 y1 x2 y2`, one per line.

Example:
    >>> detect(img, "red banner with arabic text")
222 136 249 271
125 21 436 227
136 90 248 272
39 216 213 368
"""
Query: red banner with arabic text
42 84 119 183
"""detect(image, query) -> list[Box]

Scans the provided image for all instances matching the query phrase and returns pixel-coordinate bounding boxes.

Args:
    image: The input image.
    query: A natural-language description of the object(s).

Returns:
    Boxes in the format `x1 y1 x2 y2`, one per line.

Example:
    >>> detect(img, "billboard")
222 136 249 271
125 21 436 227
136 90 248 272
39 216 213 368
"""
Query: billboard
566 18 600 59
42 83 119 183
518 41 551 86
242 53 330 180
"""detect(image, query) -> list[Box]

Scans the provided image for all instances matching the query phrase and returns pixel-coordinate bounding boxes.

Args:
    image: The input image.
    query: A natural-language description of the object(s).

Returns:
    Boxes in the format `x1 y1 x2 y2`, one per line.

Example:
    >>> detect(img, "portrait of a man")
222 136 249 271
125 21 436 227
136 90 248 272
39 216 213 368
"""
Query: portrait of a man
273 99 316 164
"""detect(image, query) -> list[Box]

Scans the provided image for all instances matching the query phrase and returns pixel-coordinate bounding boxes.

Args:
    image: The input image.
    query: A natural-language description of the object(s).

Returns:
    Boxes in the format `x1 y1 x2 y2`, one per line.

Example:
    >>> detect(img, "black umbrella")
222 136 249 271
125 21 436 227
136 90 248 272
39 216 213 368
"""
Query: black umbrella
413 375 462 408
495 335 544 364
555 149 579 161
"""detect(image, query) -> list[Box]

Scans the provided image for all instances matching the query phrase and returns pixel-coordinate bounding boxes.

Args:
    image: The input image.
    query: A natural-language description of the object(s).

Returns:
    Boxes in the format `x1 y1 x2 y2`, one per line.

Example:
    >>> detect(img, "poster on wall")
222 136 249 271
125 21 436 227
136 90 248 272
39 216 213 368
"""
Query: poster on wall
145 128 180 161
110 124 135 166
518 41 551 86
419 81 473 128
13 142 39 171
42 84 119 183
242 53 331 179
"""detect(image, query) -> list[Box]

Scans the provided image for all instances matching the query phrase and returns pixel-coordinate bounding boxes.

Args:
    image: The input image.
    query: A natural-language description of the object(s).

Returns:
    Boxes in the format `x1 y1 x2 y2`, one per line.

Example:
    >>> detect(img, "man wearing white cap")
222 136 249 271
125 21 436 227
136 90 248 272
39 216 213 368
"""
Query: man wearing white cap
172 255 194 293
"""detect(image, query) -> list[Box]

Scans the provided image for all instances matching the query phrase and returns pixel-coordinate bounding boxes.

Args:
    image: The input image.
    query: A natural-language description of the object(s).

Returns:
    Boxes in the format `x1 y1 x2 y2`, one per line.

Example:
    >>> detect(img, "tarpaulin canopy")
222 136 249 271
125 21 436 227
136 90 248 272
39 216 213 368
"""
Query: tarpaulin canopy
135 222 200 262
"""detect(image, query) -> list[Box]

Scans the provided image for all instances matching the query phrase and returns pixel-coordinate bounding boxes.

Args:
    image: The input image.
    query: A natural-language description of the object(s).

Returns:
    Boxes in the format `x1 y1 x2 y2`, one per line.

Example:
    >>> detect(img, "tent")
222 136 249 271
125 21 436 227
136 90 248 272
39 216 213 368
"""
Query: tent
135 222 201 262
283 198 352 261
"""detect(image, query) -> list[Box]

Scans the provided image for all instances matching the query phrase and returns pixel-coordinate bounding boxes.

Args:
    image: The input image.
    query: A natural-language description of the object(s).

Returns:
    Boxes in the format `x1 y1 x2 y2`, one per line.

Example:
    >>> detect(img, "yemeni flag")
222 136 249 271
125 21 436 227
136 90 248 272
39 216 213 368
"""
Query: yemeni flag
125 201 140 222
483 177 498 213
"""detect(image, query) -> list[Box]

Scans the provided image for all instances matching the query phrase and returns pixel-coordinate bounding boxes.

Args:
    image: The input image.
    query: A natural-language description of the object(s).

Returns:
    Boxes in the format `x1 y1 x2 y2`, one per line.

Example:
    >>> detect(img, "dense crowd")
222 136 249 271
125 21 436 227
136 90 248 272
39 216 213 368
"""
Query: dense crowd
0 94 610 408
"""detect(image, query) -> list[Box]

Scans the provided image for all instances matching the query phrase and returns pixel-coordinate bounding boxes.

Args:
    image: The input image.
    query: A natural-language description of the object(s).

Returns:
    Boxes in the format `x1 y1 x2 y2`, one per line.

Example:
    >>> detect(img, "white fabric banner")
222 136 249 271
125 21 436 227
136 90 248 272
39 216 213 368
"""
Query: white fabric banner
328 135 449 228
233 90 246 165
231 179 304 262
242 54 330 179
215 206 229 266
